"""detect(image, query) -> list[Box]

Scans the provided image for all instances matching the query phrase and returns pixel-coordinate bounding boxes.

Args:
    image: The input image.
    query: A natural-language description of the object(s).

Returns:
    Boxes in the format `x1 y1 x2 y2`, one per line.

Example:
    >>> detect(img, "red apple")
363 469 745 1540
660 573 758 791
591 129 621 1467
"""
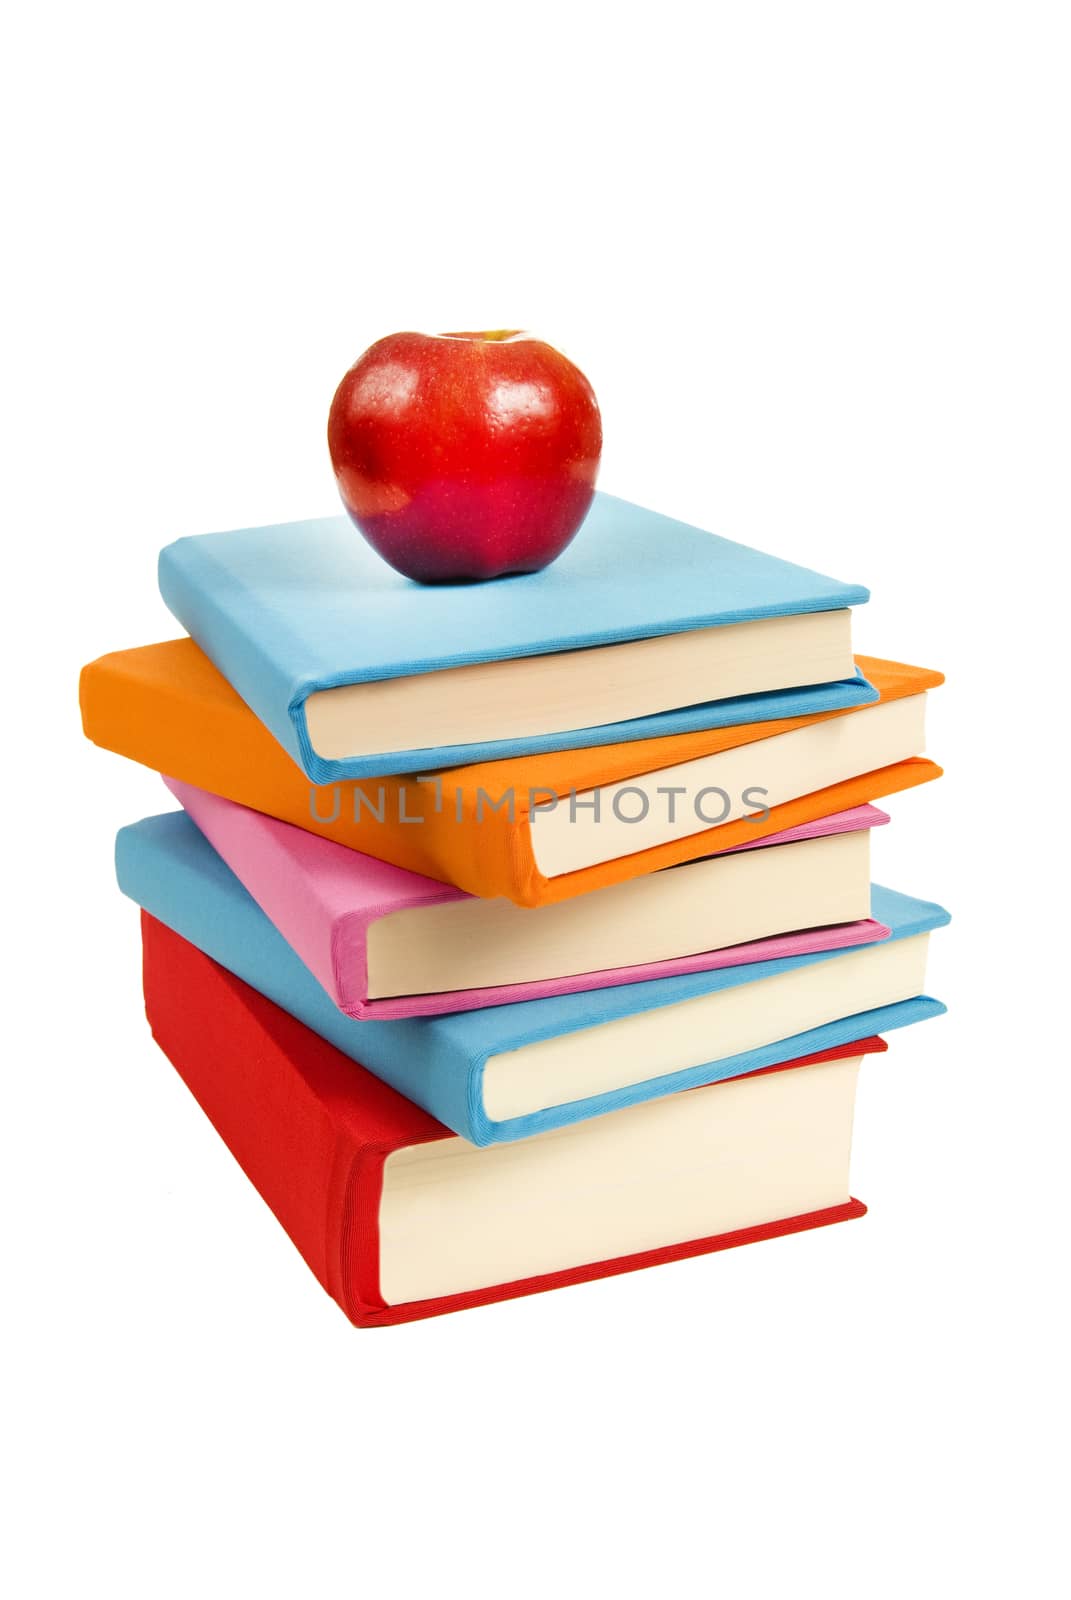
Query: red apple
327 330 602 583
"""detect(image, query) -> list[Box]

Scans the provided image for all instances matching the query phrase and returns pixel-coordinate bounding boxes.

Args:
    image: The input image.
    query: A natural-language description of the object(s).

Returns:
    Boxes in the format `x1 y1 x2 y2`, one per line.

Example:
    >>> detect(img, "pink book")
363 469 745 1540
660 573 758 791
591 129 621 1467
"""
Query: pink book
164 776 891 1020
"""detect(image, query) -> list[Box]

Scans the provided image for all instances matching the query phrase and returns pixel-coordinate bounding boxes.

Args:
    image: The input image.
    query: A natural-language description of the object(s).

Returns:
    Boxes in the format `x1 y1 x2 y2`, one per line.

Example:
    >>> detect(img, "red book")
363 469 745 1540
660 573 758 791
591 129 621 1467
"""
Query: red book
141 911 884 1327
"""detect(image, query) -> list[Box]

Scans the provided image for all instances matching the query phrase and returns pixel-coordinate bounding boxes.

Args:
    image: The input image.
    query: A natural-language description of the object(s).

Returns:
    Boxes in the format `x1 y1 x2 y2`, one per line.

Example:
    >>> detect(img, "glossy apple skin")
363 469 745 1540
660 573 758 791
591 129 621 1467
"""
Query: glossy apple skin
327 331 602 582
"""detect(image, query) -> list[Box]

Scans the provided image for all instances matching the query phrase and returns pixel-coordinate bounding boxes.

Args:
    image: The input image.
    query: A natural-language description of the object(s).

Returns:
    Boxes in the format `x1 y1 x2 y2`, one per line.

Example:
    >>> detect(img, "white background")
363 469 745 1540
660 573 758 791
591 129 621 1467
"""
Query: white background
4 3 1068 1595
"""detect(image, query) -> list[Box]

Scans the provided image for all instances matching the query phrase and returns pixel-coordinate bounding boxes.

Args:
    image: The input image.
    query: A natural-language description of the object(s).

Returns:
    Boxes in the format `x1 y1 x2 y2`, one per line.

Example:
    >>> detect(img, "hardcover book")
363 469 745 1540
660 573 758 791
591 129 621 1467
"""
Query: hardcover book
143 910 888 1327
157 492 874 780
116 810 949 1145
168 775 892 1018
81 644 943 906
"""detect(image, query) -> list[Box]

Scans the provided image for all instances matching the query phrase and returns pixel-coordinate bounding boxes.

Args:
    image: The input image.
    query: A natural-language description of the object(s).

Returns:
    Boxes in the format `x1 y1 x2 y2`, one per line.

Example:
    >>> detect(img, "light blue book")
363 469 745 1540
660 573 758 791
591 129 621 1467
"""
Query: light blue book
117 812 948 1146
158 492 875 782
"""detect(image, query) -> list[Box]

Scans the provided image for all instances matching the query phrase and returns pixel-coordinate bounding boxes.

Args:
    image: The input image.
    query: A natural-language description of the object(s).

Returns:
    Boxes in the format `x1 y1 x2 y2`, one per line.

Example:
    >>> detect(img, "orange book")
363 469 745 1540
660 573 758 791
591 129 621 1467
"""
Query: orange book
80 641 942 907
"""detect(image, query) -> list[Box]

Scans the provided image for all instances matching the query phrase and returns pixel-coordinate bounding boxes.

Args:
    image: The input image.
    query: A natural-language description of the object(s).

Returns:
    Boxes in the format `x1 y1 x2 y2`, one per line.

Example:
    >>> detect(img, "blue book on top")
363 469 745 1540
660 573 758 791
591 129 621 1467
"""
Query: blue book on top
116 812 948 1147
158 491 875 782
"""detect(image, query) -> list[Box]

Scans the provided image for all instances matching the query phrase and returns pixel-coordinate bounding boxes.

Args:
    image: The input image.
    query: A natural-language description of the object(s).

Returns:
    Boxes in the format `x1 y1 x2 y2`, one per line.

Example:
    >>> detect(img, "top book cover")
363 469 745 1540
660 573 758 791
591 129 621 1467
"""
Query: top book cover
158 490 873 782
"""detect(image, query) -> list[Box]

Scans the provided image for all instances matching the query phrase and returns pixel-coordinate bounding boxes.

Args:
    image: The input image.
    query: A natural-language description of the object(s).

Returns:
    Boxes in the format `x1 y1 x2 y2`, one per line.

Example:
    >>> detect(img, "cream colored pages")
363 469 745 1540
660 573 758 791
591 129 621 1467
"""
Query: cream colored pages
304 609 853 759
378 1056 861 1304
366 829 871 997
482 933 928 1120
530 694 927 878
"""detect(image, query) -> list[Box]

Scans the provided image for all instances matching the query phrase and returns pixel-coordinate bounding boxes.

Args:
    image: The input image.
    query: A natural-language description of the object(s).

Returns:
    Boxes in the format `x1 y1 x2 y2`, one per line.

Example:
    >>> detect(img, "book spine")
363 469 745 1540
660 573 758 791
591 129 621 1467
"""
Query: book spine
165 775 350 1011
140 910 354 1309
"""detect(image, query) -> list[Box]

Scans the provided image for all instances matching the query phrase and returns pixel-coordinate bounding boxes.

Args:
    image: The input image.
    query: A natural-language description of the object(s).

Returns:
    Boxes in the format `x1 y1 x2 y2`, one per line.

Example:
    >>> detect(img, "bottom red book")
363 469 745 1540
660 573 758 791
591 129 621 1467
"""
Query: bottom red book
141 911 885 1327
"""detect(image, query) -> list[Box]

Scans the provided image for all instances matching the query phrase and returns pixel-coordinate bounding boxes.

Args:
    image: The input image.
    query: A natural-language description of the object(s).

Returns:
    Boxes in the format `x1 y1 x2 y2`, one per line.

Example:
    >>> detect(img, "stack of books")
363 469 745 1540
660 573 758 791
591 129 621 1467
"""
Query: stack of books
80 491 949 1326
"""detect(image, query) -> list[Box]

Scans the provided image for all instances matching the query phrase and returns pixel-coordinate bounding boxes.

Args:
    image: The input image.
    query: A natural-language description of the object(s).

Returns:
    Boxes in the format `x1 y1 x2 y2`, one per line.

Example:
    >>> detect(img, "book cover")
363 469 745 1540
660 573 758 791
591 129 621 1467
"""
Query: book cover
116 810 949 1145
167 774 893 1018
142 910 885 1327
158 492 874 780
81 643 943 906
